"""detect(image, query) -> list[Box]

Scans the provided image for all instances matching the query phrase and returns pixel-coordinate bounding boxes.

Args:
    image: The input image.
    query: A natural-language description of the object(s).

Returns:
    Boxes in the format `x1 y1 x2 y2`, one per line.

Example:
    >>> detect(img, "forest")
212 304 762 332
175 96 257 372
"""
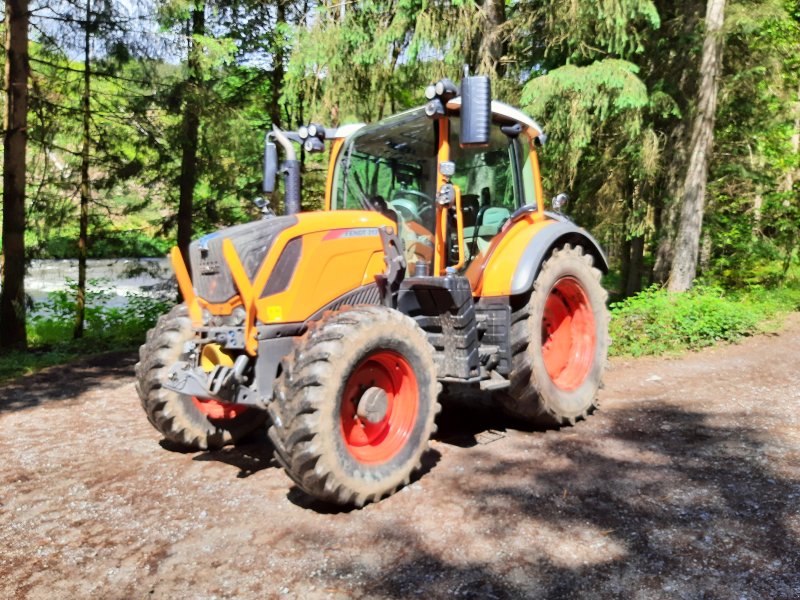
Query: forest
0 0 798 360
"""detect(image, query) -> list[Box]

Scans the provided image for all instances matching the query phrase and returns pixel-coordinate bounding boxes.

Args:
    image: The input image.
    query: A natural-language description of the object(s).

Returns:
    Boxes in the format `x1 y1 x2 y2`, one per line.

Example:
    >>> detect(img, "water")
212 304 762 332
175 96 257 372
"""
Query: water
23 258 175 313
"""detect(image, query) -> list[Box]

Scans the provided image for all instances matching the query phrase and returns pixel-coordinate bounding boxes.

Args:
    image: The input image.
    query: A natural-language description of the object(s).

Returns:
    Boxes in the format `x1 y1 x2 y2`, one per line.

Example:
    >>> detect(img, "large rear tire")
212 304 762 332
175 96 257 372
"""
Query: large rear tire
135 305 264 450
497 244 609 426
267 305 440 507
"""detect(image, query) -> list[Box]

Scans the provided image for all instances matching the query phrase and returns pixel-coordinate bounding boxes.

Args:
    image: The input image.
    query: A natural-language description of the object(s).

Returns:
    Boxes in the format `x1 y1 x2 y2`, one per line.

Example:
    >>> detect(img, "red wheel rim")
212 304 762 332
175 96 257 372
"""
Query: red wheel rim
340 350 419 465
541 277 596 391
192 397 248 420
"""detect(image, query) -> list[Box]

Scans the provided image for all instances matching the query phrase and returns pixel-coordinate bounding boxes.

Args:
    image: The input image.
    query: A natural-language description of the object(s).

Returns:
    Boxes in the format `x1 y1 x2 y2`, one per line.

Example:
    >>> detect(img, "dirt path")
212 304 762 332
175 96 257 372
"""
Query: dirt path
1 316 799 599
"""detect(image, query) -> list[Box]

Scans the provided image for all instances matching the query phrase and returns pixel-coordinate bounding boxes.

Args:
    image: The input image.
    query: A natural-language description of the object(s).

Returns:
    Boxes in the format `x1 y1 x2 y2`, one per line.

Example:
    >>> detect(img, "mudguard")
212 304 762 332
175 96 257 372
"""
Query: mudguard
510 216 608 296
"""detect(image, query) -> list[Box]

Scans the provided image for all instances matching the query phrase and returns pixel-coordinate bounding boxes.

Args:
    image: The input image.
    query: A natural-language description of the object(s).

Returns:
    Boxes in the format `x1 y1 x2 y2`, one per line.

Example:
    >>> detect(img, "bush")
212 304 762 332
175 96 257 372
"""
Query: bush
28 278 171 347
609 285 765 356
0 279 173 381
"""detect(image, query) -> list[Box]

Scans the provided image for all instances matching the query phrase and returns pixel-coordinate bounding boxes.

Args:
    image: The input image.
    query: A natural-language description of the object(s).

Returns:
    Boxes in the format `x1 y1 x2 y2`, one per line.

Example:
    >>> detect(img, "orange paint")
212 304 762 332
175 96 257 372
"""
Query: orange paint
222 238 259 355
324 138 345 210
528 136 546 220
433 117 450 276
467 216 554 297
170 246 195 304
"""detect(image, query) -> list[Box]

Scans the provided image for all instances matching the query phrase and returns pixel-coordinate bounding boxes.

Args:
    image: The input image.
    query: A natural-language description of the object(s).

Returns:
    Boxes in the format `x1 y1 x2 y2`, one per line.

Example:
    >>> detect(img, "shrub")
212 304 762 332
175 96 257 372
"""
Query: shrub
29 278 171 346
609 285 764 356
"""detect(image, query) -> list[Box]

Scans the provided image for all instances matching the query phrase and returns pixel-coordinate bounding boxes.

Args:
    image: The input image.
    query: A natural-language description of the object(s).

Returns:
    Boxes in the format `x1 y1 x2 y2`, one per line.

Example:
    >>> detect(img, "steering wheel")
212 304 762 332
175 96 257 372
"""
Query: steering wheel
389 189 434 223
389 198 420 222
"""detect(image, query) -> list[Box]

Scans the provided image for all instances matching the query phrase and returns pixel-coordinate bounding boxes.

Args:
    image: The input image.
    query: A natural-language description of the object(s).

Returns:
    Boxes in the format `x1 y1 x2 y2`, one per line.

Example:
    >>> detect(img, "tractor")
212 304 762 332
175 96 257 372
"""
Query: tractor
135 74 610 507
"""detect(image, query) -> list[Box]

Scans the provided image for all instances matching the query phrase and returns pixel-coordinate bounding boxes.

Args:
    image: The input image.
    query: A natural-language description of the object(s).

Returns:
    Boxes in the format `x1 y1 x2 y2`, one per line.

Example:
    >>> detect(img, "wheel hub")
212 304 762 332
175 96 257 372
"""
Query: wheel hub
357 386 389 423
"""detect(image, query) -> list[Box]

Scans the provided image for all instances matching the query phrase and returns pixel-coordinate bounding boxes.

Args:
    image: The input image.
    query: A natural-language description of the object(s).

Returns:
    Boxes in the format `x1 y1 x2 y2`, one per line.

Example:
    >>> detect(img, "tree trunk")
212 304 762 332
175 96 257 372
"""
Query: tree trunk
74 0 91 339
478 0 506 76
782 82 799 193
269 0 286 127
177 6 205 269
652 122 687 283
620 237 632 296
668 0 726 292
626 236 646 297
780 82 800 276
1 0 29 351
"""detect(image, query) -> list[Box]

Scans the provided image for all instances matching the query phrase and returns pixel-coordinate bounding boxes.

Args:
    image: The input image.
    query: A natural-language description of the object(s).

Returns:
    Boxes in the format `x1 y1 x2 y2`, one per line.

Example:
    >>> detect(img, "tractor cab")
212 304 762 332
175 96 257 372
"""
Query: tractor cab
324 95 548 279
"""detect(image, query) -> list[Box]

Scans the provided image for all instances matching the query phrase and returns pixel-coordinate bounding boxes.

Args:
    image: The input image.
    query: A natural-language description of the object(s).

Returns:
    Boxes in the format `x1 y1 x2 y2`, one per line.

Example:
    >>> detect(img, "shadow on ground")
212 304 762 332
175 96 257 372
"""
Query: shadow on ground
190 429 279 477
0 351 137 413
299 400 800 598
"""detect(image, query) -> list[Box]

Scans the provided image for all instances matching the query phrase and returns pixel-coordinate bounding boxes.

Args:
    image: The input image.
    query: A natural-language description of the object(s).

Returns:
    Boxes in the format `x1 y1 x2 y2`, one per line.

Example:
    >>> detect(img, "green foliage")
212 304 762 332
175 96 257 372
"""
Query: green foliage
29 279 171 346
0 280 171 381
703 0 800 282
609 279 800 356
522 59 650 188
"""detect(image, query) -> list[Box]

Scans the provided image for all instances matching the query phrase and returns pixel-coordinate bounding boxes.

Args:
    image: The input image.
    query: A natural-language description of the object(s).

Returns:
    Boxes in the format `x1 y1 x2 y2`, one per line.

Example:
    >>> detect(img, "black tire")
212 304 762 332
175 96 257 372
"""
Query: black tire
135 305 265 450
267 305 440 506
497 243 609 426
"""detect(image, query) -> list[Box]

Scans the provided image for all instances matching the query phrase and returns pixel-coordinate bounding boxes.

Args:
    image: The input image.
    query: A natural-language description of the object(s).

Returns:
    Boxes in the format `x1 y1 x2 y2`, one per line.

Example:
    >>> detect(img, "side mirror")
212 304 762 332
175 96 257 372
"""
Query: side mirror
552 192 569 212
460 74 491 148
263 139 278 194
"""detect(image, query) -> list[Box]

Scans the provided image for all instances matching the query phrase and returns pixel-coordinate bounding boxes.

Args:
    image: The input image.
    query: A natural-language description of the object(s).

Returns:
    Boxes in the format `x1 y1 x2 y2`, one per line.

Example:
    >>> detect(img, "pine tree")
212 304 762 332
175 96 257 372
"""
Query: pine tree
1 0 30 350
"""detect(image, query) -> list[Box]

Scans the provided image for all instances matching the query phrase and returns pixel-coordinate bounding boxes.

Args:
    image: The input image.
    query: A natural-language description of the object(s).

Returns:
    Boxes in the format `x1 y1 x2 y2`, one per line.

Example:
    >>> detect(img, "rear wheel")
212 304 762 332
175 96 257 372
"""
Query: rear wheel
267 305 440 506
497 244 609 426
135 305 264 450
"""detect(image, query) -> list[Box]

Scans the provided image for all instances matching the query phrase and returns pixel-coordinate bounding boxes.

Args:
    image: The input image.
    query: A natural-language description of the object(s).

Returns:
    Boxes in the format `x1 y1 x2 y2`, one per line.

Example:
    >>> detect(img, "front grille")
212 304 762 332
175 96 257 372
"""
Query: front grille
189 216 298 304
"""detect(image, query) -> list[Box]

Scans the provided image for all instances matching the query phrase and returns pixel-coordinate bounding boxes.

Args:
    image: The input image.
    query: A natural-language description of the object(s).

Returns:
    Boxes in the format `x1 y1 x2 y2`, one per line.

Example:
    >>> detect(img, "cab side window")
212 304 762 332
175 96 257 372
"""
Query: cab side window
449 128 520 259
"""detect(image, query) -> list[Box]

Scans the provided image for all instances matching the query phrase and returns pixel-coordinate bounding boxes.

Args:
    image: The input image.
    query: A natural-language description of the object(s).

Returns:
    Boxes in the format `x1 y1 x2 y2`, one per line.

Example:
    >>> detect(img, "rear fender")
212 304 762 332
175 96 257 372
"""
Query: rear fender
510 219 608 296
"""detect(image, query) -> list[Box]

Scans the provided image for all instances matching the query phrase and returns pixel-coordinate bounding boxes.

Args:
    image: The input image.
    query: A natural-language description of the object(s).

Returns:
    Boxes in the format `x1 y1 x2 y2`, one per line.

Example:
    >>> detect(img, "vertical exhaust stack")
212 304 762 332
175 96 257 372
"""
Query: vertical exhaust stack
267 126 302 215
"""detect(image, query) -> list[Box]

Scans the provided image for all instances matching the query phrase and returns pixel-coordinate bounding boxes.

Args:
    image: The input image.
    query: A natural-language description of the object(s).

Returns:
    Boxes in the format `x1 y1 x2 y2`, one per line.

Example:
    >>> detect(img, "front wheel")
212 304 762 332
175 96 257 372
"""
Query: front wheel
135 305 264 450
267 305 440 506
497 244 609 426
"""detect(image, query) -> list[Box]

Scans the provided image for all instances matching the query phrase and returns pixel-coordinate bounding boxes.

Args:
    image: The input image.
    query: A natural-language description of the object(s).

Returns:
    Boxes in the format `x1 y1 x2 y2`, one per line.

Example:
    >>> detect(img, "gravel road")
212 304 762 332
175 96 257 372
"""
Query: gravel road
1 315 799 599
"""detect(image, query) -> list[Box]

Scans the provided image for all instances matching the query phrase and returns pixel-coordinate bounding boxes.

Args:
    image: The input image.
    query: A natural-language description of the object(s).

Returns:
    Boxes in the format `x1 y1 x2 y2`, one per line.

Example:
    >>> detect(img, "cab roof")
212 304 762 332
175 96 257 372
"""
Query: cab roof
327 99 544 143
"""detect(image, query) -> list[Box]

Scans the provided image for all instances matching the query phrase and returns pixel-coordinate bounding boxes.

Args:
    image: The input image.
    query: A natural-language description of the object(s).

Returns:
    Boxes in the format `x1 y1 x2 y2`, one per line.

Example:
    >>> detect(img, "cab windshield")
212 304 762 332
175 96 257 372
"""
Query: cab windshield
332 108 525 265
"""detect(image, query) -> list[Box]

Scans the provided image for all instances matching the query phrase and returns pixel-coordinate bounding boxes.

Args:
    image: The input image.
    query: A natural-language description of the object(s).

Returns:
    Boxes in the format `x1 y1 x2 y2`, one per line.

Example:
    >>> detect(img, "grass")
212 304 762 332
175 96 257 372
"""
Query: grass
0 339 141 382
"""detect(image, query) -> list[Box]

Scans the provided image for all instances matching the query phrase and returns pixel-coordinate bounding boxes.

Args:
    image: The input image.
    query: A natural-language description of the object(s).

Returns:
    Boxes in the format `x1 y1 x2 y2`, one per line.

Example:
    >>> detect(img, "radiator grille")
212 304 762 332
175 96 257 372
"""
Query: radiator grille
189 216 297 304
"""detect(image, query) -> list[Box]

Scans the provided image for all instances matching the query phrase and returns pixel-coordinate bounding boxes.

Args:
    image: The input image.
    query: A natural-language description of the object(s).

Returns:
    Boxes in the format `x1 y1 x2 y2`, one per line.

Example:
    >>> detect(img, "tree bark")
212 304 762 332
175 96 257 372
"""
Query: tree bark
626 236 646 297
652 122 687 283
478 0 506 76
667 0 726 292
177 6 205 269
269 0 286 127
1 0 29 350
620 236 632 296
780 82 800 275
74 0 91 339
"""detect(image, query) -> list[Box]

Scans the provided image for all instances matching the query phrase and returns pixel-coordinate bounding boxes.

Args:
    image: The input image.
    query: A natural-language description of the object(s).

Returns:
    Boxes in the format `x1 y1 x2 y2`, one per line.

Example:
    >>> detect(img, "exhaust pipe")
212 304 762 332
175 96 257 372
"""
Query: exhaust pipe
271 126 302 215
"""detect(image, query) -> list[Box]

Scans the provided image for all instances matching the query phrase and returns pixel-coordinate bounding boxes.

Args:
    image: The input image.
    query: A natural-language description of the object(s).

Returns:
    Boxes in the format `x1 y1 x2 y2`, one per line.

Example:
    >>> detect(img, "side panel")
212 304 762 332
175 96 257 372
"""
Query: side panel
465 214 550 297
509 220 608 296
254 211 393 324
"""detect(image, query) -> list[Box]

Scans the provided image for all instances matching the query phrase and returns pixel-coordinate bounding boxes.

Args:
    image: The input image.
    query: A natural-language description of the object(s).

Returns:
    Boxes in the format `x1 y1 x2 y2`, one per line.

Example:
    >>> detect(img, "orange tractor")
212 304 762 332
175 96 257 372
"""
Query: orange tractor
136 75 609 506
